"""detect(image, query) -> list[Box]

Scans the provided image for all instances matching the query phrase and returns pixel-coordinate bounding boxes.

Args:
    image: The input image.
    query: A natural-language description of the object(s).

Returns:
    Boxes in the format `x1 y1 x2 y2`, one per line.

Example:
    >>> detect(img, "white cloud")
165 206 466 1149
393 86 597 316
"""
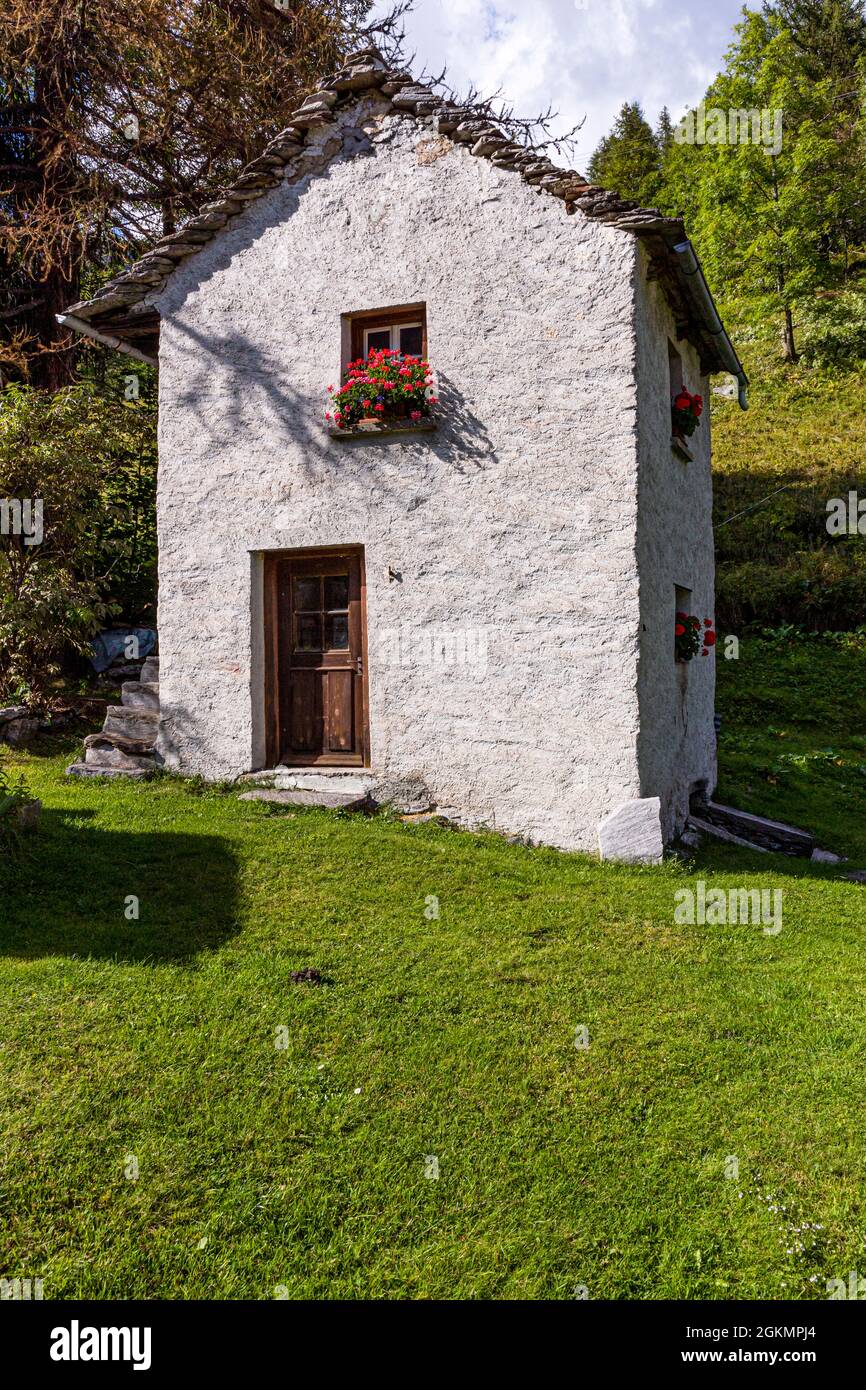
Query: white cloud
373 0 746 167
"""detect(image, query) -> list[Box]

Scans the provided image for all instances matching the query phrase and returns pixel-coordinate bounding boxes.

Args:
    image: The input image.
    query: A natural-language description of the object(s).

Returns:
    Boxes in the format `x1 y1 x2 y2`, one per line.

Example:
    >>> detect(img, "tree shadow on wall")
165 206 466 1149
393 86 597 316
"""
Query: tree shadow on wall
164 318 496 493
0 807 239 965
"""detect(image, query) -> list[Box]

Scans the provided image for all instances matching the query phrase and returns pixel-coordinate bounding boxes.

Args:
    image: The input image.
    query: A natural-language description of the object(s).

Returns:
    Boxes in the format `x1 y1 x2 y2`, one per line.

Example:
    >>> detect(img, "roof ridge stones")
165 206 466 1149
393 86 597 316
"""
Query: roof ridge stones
61 43 685 328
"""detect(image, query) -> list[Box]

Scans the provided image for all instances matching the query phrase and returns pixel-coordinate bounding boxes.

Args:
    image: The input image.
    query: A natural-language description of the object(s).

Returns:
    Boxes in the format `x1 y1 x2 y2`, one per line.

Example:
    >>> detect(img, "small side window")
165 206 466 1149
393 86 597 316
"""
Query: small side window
668 340 683 399
343 304 427 368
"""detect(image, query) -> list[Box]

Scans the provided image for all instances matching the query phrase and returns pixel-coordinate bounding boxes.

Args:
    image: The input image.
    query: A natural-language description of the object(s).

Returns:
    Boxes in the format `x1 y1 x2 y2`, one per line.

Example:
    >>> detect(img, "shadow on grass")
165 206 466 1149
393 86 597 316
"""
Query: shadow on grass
0 808 240 965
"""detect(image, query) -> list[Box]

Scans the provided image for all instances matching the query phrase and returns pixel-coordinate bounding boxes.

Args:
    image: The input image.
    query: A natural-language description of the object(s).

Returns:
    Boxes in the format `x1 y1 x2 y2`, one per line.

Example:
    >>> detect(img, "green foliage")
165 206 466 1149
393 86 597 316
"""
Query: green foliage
0 382 156 704
799 289 866 365
773 0 866 82
588 101 666 206
590 3 866 363
664 10 865 359
0 762 31 850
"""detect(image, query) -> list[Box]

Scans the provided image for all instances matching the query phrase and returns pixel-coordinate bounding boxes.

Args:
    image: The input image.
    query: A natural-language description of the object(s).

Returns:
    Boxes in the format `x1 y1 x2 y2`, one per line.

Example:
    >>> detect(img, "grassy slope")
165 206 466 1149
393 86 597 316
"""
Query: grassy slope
716 633 866 861
711 314 866 630
1 726 865 1301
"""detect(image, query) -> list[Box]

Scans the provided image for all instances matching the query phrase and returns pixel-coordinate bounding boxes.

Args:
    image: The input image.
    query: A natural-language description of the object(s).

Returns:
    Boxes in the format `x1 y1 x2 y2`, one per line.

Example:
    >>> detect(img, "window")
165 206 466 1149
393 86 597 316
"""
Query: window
364 321 423 358
343 303 427 367
668 340 683 399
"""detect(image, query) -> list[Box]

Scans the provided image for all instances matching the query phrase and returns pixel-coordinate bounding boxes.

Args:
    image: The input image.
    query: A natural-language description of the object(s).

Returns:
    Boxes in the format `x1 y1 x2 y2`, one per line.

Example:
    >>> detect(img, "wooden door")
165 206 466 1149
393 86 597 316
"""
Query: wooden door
264 548 368 766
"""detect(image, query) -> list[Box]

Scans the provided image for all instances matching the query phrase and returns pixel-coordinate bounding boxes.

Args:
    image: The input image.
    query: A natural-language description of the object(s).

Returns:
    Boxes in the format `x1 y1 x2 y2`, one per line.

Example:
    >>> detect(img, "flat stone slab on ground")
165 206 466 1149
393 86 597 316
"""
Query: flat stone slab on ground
598 796 663 864
238 787 369 811
66 763 154 780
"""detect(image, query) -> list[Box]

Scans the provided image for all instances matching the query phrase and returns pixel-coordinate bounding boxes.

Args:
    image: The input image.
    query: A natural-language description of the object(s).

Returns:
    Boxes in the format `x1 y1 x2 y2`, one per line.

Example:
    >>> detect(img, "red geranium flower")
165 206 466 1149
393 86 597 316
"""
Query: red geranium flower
704 630 716 646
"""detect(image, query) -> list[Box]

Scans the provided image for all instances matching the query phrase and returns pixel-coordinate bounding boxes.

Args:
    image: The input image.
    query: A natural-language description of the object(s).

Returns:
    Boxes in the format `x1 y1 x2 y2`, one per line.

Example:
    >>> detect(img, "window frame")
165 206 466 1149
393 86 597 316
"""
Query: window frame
344 303 428 368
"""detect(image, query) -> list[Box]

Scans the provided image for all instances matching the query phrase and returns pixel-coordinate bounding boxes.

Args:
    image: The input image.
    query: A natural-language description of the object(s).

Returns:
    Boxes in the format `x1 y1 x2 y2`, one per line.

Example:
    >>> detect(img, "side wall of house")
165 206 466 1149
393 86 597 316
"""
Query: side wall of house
153 99 645 851
633 246 717 840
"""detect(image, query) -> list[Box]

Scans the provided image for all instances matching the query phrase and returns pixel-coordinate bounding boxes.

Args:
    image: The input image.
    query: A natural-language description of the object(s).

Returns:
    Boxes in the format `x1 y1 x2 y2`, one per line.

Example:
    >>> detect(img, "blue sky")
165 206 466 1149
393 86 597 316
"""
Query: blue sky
373 0 750 166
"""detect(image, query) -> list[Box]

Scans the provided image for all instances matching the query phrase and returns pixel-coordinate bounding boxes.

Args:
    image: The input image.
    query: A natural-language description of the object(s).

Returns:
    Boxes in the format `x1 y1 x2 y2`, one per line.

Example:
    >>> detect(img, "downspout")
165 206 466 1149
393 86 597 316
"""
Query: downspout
55 312 158 367
670 240 748 409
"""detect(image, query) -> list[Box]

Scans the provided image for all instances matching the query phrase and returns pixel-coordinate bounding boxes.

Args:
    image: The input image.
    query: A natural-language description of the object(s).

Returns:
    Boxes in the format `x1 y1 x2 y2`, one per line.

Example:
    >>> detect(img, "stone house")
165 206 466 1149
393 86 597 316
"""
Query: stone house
61 45 747 858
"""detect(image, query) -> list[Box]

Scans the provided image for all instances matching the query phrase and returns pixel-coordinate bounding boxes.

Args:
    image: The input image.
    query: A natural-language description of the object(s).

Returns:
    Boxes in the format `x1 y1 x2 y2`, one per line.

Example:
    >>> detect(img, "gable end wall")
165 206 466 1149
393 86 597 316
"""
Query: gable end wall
154 103 648 851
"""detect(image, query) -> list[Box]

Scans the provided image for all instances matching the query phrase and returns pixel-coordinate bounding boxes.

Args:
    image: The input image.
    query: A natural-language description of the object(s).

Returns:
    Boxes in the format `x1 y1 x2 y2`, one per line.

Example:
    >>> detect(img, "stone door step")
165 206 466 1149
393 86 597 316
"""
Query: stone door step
275 772 374 796
236 767 376 793
238 787 370 811
121 681 159 711
103 705 159 742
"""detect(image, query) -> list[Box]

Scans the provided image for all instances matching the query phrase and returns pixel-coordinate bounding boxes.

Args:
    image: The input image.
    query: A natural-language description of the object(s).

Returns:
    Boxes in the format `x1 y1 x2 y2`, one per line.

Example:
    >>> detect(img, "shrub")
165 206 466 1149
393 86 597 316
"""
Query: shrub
800 291 866 369
0 764 31 849
0 382 157 705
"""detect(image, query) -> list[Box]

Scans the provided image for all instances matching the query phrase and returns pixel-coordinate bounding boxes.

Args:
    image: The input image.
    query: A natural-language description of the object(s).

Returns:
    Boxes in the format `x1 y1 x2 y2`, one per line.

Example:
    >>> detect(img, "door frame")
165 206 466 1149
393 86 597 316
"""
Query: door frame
263 545 370 768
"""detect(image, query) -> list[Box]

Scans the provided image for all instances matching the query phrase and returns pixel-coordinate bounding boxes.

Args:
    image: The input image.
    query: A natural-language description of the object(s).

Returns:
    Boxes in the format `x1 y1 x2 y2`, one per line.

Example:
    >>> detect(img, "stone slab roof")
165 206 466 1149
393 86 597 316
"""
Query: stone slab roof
58 44 747 402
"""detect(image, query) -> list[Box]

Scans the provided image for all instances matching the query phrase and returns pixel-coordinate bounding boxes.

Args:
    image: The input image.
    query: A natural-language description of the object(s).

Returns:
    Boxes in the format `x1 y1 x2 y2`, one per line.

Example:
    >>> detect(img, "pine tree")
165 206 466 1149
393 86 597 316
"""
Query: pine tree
588 101 662 205
656 107 675 155
770 0 866 83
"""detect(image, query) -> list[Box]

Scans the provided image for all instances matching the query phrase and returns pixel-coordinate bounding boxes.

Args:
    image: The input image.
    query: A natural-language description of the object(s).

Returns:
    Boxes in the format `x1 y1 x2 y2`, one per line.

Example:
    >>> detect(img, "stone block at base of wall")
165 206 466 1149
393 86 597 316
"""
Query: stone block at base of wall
0 709 39 746
598 796 663 864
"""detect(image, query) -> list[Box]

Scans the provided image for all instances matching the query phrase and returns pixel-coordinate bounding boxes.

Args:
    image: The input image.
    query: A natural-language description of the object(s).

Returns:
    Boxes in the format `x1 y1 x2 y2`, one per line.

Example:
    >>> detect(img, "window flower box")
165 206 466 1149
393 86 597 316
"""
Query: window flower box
671 388 703 460
325 347 438 437
330 420 438 440
675 612 716 662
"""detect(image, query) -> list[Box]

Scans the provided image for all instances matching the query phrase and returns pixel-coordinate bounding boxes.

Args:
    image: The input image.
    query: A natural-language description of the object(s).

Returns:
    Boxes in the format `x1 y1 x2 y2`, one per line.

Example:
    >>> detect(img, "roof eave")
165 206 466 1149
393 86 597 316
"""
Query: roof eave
58 44 746 405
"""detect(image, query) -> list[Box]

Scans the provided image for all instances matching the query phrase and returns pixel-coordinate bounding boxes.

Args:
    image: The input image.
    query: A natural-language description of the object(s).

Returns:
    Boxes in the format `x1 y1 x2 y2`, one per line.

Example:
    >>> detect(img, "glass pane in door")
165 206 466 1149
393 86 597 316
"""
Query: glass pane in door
324 575 349 610
296 614 322 650
325 613 350 649
293 576 320 611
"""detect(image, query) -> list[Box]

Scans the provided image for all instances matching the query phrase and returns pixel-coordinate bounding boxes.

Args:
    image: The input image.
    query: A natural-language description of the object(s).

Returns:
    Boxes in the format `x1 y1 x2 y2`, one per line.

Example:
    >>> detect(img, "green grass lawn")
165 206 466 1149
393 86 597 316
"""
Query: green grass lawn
716 632 866 862
1 641 865 1301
